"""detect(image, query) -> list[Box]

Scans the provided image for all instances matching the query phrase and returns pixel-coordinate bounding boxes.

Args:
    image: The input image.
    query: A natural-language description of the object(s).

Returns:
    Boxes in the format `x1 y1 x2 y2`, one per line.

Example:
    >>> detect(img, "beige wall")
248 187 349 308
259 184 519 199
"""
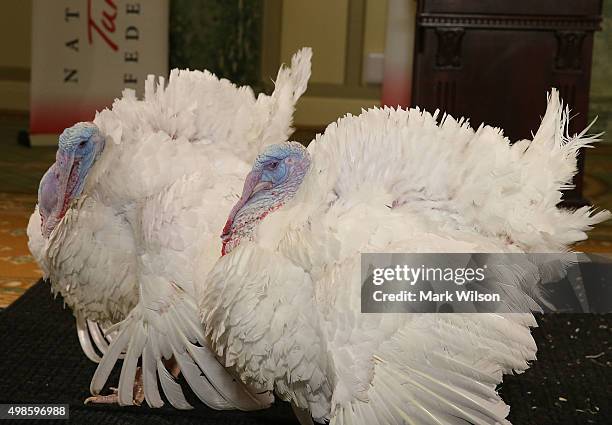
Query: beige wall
280 0 349 85
0 0 32 111
266 0 388 128
363 0 388 61
0 1 32 68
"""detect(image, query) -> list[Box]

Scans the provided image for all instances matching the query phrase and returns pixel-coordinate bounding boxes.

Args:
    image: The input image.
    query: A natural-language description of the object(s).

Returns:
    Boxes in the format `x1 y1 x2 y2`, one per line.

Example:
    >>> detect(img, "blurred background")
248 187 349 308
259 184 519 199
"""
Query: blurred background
0 0 611 307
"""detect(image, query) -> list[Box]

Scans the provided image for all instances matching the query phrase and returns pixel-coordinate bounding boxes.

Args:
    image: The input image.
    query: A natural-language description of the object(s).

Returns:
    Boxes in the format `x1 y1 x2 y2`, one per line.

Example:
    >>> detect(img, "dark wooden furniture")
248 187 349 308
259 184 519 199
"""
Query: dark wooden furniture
412 0 603 206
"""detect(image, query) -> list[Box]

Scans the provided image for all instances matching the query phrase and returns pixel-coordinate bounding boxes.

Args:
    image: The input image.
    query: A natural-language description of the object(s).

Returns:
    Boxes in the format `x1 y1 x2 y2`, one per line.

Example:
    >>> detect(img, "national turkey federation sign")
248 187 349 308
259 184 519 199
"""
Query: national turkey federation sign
30 0 169 146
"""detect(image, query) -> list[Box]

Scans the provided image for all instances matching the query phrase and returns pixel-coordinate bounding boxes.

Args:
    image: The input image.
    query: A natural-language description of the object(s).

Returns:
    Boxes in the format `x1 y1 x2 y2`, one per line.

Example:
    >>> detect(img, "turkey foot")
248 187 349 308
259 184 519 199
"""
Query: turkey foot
84 357 180 406
84 367 144 406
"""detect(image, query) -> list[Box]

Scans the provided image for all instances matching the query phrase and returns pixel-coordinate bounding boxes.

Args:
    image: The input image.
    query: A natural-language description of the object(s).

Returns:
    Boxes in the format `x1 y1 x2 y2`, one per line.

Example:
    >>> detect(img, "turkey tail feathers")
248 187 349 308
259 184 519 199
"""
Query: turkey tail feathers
90 290 273 410
527 88 602 193
75 314 117 363
274 47 312 104
307 89 610 252
256 47 312 156
76 314 102 363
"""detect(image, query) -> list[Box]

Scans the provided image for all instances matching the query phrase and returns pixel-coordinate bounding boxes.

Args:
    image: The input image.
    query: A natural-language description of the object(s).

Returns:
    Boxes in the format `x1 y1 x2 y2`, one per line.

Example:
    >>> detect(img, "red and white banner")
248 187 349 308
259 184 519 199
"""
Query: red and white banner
30 0 169 146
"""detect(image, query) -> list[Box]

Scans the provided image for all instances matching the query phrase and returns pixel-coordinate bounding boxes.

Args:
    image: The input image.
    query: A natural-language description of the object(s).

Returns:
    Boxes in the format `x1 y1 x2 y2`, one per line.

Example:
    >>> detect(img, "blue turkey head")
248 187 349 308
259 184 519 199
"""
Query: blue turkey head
221 142 311 255
38 122 105 238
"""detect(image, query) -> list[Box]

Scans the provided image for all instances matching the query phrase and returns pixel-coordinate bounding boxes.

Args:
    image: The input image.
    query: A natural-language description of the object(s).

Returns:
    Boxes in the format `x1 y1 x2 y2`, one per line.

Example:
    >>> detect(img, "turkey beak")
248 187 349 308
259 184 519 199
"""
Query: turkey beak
39 164 61 238
54 147 81 212
221 171 273 241
56 148 76 196
39 149 77 238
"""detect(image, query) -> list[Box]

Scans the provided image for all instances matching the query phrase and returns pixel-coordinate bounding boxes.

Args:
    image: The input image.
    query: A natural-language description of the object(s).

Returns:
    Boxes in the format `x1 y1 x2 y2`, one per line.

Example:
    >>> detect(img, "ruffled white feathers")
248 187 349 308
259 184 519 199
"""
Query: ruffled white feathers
201 89 610 424
27 49 313 408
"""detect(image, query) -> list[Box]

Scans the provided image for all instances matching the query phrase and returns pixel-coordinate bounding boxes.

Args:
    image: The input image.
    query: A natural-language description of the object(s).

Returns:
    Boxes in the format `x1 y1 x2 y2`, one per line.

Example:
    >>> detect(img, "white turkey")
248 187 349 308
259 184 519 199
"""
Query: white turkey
200 89 610 424
27 48 312 409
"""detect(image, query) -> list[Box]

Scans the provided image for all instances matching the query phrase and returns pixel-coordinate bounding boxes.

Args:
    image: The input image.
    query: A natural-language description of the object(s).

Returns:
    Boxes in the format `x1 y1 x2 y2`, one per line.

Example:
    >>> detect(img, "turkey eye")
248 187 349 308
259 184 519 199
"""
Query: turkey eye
266 161 279 170
79 141 87 148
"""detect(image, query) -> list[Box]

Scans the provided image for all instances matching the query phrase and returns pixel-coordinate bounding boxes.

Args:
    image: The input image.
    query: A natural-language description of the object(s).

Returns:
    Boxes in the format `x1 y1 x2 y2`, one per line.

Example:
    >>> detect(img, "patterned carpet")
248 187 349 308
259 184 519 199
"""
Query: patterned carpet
0 115 55 308
0 119 610 308
0 193 43 307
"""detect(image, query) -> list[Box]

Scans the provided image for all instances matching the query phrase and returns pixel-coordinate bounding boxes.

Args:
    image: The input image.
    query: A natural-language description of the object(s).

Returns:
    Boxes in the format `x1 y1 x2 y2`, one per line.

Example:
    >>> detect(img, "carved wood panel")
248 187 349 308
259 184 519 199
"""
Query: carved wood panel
555 31 587 72
412 0 603 206
435 28 464 69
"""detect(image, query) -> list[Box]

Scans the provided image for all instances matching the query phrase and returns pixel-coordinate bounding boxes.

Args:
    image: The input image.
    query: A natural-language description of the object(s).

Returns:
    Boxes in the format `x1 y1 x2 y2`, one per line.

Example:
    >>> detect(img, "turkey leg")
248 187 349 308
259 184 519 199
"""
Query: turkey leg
84 357 180 406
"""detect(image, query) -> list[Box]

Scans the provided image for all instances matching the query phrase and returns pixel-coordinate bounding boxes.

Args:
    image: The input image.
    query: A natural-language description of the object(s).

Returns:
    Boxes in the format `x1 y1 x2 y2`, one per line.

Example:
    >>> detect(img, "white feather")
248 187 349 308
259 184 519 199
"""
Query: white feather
201 89 610 424
27 48 312 408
